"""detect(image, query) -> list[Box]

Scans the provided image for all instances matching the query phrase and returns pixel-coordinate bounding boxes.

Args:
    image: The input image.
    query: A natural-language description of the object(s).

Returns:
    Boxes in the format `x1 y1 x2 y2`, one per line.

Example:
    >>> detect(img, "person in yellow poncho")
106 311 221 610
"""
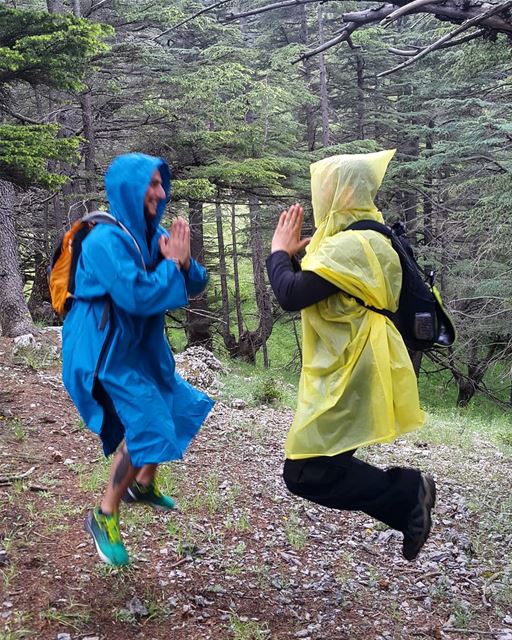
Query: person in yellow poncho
266 150 436 561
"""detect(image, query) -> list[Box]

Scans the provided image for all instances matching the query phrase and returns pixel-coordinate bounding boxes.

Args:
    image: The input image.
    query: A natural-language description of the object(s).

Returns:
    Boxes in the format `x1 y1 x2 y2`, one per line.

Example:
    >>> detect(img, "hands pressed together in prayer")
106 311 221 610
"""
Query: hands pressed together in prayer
160 204 310 271
159 216 191 271
271 203 311 257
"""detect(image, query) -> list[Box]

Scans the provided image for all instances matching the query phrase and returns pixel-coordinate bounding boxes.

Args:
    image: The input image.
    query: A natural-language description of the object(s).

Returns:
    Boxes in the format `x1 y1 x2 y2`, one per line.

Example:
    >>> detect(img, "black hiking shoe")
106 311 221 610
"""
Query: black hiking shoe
403 474 436 561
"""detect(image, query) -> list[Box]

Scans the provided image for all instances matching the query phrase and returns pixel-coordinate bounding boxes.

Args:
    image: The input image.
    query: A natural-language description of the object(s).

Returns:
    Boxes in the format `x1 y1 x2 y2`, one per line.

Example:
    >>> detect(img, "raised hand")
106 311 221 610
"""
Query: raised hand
271 203 311 257
158 217 191 270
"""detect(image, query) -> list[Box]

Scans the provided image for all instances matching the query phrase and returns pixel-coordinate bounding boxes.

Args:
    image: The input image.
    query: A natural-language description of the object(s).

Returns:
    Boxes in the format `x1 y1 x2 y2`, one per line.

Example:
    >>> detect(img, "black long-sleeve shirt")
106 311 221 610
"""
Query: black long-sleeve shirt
265 250 339 312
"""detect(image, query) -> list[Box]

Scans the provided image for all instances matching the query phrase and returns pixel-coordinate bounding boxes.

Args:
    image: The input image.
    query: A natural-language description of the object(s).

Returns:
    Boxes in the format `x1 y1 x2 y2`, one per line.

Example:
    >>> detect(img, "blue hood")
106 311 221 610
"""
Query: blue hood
105 153 171 260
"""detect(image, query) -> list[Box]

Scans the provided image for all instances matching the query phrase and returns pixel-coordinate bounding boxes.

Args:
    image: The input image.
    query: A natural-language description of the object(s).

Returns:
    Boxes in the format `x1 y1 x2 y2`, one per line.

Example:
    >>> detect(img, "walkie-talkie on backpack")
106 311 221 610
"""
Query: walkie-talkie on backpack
345 219 456 351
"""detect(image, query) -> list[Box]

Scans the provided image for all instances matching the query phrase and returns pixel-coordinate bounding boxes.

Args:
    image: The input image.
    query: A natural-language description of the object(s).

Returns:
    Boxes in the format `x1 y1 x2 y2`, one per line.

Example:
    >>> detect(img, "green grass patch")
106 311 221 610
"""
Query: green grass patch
419 359 511 421
228 612 270 639
11 343 59 370
40 601 91 630
42 501 83 534
0 613 34 640
215 358 297 409
154 464 184 501
122 507 157 543
76 457 111 493
284 508 307 551
1 418 26 443
410 405 512 452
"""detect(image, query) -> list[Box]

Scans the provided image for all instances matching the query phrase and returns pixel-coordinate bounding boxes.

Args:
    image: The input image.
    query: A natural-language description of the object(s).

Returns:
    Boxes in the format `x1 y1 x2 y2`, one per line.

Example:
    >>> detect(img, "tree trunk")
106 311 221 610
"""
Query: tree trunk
72 1 97 209
355 53 365 139
396 82 419 243
28 252 55 326
216 199 237 355
246 195 273 365
0 180 34 337
318 5 330 147
299 5 317 151
46 0 65 12
454 343 492 407
409 349 423 378
186 200 212 350
46 5 78 228
225 198 273 364
292 316 302 366
231 203 244 340
423 120 435 246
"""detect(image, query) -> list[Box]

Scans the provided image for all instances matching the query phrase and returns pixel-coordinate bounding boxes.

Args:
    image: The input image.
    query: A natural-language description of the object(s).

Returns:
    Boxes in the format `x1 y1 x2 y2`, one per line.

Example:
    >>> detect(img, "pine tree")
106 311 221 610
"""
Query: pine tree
0 6 110 336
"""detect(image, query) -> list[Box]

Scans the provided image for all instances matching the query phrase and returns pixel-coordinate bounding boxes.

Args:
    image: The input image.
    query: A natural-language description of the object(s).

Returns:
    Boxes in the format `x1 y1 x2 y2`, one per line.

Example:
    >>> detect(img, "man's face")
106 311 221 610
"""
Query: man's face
144 169 166 218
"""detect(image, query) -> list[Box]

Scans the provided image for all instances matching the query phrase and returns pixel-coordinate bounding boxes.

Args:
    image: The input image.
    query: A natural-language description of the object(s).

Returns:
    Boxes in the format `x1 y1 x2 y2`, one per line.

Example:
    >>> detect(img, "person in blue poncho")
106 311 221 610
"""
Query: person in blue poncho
62 153 214 566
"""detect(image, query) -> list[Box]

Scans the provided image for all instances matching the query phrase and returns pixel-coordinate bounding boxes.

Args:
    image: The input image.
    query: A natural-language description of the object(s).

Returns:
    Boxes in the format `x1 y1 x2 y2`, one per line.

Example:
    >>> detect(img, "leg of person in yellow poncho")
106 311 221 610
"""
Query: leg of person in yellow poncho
266 150 436 562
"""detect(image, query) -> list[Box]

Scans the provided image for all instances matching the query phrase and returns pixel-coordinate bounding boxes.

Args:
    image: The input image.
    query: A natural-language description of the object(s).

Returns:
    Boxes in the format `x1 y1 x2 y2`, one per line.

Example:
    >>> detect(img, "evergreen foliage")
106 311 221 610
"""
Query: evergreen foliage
0 6 111 89
1 0 510 408
0 6 111 187
0 124 80 187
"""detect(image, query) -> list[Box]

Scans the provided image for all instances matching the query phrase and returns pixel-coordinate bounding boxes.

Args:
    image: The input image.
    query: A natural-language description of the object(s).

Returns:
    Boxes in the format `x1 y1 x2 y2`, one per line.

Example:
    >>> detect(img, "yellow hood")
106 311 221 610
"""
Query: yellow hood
308 149 395 255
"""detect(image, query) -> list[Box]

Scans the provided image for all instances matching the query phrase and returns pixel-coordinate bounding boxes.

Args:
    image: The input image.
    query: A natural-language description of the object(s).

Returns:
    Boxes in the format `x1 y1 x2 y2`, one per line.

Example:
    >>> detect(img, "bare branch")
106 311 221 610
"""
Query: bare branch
292 23 358 62
165 0 512 61
425 2 512 33
463 155 510 171
388 46 421 55
291 4 396 60
380 0 442 27
153 0 234 40
0 466 35 483
224 0 512 34
379 0 512 77
388 29 486 55
0 104 41 125
84 0 110 17
225 0 326 22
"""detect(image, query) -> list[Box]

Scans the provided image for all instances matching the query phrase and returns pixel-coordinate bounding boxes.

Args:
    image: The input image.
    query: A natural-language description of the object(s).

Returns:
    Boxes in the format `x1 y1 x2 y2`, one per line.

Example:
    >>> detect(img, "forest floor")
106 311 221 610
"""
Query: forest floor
0 334 511 640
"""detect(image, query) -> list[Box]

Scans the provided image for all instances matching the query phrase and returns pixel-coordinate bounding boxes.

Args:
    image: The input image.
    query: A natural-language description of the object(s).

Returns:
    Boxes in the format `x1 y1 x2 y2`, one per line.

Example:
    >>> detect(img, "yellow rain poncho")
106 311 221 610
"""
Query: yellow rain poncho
285 149 424 460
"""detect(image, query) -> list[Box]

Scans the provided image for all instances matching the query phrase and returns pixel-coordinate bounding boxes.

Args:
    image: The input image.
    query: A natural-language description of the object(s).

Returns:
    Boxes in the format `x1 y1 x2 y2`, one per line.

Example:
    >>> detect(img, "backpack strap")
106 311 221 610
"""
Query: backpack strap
82 211 119 225
346 219 394 238
83 211 146 273
344 220 399 320
70 211 145 327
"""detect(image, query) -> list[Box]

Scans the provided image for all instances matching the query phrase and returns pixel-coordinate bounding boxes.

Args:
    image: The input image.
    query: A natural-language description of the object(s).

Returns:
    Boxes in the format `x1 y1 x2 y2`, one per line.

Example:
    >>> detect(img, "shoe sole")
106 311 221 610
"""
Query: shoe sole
422 474 436 538
85 513 116 565
403 475 436 561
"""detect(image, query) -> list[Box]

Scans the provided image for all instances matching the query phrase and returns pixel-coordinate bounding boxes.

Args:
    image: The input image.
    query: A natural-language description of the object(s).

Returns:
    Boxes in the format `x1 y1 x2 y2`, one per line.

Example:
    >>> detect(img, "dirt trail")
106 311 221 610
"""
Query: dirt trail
0 337 511 640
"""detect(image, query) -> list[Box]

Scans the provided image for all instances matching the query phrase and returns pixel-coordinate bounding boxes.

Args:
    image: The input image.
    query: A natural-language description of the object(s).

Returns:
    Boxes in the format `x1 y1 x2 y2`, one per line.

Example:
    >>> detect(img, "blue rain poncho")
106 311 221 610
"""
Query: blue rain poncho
285 150 424 460
62 153 214 466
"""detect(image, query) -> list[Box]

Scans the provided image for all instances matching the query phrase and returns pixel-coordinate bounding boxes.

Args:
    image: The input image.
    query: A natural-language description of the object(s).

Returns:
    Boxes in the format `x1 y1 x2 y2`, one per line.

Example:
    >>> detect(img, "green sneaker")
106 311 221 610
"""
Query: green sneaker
85 508 129 566
122 480 177 511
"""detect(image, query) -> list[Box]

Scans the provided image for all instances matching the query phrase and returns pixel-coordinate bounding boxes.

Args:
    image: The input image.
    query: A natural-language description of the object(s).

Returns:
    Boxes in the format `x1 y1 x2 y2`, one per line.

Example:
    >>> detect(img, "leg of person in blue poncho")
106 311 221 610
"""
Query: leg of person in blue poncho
62 154 214 566
266 156 436 563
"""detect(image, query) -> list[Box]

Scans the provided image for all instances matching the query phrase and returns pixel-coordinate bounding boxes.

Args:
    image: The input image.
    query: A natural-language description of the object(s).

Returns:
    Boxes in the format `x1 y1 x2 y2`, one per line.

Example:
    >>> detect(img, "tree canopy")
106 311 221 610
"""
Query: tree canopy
0 0 510 409
0 6 111 187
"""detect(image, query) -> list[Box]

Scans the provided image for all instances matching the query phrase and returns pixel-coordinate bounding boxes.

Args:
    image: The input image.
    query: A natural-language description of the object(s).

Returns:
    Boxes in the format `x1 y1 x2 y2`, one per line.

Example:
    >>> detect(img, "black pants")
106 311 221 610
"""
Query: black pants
283 450 421 532
92 380 126 457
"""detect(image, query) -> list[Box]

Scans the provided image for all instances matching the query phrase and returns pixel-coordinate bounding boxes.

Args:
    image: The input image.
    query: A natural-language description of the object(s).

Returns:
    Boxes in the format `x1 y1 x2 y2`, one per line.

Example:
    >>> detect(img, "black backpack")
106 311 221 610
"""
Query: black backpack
346 219 456 351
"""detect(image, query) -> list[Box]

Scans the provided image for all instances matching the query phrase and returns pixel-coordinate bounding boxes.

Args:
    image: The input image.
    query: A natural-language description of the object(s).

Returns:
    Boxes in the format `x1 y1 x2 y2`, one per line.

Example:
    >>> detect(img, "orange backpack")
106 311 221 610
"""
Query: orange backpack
49 212 121 316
